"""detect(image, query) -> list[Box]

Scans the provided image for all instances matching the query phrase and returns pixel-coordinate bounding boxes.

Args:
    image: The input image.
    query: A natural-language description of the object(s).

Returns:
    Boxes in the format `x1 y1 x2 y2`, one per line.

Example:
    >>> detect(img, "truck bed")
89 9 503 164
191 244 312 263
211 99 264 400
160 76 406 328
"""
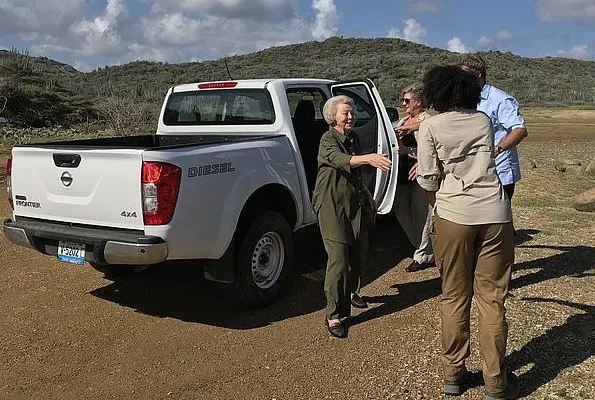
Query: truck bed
18 134 270 150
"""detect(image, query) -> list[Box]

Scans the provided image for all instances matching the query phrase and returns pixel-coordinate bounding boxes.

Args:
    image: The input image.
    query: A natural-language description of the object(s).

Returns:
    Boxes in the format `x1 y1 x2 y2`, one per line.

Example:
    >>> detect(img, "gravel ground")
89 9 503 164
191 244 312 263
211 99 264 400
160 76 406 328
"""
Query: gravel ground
0 136 593 400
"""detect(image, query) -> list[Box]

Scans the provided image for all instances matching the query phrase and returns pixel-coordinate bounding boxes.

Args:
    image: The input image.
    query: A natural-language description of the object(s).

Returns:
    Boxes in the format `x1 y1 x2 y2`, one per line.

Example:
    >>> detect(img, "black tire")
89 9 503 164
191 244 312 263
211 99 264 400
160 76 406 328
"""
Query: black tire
88 262 147 278
226 210 294 308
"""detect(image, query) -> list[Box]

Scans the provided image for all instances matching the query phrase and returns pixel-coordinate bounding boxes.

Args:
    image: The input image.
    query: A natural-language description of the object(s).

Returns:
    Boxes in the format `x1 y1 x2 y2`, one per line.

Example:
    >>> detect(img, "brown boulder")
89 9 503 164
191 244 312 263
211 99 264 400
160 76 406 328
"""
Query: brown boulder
555 159 582 172
572 188 595 212
566 165 585 175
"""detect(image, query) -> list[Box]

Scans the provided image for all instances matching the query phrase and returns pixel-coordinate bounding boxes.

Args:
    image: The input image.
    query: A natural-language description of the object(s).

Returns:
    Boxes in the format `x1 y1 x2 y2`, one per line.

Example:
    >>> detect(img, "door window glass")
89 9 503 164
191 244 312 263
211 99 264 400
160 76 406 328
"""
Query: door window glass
332 84 379 189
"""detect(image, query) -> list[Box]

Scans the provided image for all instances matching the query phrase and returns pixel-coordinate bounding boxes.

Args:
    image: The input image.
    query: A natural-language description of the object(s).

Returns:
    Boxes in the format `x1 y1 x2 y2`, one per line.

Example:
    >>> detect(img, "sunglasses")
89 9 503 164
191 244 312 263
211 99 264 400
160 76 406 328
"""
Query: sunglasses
402 98 413 104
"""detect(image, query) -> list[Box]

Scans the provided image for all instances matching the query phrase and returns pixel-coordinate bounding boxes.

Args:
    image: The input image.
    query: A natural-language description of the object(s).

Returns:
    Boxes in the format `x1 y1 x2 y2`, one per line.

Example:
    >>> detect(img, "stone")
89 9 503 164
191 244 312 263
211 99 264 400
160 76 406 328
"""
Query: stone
554 161 566 172
555 159 583 173
566 165 585 175
572 188 595 212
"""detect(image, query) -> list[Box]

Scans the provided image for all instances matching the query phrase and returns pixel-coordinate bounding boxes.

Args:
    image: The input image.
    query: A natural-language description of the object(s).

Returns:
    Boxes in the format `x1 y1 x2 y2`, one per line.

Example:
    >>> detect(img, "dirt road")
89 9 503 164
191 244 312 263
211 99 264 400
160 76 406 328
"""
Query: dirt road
0 136 594 400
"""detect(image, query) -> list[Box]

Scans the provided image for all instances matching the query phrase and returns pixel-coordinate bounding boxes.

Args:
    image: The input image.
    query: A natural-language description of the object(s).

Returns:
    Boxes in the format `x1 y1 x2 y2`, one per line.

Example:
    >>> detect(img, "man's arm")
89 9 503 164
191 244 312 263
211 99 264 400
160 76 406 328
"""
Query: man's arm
495 97 528 152
497 127 528 151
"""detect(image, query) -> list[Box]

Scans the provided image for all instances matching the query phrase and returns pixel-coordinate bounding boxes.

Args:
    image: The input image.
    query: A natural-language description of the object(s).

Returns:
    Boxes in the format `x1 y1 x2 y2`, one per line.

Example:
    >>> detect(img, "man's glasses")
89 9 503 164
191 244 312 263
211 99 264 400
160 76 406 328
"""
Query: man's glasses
402 98 412 104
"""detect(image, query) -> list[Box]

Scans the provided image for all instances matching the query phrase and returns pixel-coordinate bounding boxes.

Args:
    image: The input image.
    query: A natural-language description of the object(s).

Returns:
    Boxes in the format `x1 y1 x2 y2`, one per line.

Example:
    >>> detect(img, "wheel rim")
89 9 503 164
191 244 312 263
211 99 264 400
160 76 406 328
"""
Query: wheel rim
250 231 285 289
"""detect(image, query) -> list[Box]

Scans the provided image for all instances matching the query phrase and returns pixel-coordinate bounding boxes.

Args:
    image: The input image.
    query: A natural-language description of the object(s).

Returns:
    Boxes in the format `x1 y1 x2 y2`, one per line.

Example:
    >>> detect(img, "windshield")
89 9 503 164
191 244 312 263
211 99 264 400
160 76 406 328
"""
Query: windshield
163 89 275 125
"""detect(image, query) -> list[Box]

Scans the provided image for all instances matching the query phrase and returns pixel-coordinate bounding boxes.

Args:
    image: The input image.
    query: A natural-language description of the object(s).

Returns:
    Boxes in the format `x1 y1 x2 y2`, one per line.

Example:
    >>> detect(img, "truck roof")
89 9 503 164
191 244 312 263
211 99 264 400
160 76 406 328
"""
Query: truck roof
172 78 334 92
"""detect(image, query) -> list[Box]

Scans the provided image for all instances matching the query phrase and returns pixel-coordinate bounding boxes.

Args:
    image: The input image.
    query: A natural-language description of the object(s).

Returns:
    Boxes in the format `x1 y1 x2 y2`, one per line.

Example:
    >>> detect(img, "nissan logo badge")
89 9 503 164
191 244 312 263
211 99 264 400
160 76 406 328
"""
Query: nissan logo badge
61 171 73 187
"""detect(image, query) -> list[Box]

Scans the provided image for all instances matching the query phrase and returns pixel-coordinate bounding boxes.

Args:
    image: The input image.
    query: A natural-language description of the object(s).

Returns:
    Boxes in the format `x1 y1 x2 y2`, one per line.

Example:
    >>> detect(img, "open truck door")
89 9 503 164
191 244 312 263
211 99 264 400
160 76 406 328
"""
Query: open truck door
330 79 399 214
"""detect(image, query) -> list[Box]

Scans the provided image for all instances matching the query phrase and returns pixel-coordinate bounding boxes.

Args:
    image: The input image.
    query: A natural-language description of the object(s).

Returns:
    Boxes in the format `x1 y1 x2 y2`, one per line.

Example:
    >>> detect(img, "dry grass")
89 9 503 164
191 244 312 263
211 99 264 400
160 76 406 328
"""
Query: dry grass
0 109 592 400
523 108 595 141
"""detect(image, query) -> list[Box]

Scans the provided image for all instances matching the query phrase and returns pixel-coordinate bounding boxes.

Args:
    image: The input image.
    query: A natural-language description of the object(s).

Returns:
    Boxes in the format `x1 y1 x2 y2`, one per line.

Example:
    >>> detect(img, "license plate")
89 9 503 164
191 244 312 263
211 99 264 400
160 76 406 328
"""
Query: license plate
57 241 86 264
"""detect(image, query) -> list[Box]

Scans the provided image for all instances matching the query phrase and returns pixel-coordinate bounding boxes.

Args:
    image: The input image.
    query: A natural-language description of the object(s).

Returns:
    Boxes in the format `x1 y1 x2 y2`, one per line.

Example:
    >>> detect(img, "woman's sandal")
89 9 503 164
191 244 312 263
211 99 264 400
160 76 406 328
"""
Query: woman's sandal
325 319 347 338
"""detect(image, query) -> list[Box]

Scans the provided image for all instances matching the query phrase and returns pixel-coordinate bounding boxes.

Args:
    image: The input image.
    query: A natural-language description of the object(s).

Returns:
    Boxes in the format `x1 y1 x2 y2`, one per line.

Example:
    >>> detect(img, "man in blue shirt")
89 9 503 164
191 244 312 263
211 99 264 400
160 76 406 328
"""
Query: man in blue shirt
459 55 528 214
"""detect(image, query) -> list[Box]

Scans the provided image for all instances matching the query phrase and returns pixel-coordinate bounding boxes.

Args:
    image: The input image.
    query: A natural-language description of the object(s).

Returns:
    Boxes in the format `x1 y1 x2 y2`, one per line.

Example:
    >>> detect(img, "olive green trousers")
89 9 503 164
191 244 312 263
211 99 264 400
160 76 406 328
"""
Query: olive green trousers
433 216 514 393
322 225 368 320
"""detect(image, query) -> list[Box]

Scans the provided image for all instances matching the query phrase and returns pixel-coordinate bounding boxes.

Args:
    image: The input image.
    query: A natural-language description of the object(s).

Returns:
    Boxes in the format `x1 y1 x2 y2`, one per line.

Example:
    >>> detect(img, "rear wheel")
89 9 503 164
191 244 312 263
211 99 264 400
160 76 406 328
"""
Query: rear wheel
226 210 294 308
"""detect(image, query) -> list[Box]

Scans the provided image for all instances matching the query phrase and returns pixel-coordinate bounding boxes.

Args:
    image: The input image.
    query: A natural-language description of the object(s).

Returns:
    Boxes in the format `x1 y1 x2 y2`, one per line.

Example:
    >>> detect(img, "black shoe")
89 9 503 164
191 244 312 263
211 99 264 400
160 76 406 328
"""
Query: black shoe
444 370 483 397
350 292 368 308
483 372 520 400
325 319 347 338
405 260 435 272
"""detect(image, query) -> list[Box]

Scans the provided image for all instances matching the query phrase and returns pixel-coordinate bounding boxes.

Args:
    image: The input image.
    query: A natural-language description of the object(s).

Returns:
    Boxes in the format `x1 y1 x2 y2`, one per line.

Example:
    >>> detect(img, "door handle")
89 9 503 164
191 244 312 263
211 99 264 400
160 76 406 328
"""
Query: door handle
53 153 81 168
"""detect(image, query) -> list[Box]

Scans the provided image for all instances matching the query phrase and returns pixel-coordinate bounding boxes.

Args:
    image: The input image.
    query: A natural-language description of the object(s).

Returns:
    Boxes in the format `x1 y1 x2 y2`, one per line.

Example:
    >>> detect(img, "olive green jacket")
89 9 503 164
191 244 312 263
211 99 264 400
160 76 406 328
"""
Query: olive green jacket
312 128 370 244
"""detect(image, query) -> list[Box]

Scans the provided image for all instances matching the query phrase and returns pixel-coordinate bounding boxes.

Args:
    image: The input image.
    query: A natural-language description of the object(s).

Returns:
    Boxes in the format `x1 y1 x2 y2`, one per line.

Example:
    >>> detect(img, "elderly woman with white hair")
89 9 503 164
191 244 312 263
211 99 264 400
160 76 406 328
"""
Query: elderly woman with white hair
312 95 391 338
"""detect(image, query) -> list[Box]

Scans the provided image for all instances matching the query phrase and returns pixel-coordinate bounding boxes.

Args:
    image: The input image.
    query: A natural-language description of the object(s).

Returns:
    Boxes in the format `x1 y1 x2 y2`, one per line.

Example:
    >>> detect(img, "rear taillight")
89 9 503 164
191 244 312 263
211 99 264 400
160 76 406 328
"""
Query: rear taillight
141 162 181 225
6 158 13 210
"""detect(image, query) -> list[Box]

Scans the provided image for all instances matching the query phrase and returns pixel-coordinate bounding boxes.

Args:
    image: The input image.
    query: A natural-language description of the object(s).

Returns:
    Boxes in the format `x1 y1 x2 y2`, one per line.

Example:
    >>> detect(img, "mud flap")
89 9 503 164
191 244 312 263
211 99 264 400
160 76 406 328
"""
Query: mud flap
203 240 235 283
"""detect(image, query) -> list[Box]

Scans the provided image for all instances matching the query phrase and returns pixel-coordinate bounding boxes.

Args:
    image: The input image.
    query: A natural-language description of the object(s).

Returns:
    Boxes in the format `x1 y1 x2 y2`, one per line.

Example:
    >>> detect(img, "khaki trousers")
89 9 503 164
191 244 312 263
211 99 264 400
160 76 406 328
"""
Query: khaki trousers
433 216 514 393
394 183 434 263
322 224 368 320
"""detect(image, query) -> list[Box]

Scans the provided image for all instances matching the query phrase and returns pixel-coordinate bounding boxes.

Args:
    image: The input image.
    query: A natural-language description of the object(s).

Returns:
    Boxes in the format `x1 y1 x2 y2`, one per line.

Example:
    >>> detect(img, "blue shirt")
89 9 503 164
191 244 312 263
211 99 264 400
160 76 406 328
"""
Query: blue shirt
477 84 526 185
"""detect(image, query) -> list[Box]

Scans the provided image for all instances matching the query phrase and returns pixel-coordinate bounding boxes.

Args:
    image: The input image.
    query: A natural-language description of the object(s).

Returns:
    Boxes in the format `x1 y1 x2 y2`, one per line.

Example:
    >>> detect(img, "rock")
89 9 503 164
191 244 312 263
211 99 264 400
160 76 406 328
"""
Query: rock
565 159 582 166
555 159 583 173
528 159 537 169
584 157 595 177
572 188 595 212
566 165 585 175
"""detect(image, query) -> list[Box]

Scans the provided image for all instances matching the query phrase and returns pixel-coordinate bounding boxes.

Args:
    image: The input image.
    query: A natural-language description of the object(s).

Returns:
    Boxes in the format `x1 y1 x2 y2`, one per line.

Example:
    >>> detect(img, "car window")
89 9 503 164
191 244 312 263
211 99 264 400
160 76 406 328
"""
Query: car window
163 89 275 125
332 85 375 128
286 89 327 120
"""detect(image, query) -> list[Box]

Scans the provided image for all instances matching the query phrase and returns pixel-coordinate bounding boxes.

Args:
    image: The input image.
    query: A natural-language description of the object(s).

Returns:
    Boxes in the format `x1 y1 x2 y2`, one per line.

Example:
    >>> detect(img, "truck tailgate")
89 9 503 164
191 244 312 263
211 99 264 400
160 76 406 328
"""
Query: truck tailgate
11 147 144 230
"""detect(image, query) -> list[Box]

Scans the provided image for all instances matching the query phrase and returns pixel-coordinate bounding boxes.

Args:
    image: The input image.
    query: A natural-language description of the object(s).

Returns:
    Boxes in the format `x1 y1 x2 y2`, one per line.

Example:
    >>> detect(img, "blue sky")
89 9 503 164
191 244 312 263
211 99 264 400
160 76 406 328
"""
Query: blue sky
1 0 594 71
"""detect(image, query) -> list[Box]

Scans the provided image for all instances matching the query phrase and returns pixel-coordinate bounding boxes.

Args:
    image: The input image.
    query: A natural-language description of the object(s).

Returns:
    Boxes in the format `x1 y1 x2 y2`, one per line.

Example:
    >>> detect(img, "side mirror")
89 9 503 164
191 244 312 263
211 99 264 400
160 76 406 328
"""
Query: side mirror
385 107 399 123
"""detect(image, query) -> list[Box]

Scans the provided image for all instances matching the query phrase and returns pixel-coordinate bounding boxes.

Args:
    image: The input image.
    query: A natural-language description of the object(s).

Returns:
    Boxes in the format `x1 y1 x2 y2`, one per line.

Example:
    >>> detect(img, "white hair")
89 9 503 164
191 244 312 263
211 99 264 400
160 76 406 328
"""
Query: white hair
322 95 354 125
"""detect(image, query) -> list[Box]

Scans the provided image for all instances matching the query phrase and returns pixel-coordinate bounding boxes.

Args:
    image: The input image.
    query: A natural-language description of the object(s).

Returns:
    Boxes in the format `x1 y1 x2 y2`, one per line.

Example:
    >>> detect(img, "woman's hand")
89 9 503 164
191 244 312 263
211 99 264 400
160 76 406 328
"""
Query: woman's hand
366 153 392 171
408 162 418 180
395 126 411 139
350 153 392 171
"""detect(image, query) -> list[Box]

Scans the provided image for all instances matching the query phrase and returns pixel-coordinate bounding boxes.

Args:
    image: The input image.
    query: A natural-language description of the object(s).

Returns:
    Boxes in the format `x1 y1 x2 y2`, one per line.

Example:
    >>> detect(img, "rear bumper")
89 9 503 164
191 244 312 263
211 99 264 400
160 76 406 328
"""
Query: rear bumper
3 217 168 265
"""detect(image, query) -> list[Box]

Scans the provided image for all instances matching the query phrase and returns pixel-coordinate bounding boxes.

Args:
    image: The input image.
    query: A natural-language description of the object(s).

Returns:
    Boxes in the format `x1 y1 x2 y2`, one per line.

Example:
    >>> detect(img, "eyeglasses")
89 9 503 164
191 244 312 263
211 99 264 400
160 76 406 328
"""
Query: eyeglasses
401 98 412 105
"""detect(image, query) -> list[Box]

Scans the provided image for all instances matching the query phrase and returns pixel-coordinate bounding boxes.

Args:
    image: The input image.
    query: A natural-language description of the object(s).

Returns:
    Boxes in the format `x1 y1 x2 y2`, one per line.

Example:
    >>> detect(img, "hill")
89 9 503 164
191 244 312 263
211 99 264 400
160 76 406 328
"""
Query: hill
1 38 595 132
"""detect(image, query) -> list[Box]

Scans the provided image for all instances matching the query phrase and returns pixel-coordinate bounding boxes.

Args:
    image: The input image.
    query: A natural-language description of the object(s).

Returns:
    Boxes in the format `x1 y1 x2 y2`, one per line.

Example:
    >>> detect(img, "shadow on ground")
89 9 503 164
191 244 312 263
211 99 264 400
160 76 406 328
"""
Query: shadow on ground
91 216 430 329
511 244 595 290
508 298 595 398
514 228 540 246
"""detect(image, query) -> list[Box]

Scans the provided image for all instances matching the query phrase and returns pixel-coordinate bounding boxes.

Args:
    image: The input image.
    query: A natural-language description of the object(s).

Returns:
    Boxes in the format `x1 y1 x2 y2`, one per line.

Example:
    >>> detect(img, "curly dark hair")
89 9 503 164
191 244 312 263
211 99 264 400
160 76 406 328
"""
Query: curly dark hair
421 65 482 113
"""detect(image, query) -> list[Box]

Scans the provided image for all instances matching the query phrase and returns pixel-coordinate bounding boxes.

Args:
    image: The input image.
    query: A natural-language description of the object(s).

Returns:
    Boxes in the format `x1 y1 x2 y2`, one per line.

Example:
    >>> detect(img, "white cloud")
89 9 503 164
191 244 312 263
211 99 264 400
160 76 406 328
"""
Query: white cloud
2 0 326 67
312 0 338 40
73 60 94 72
0 0 85 36
497 30 514 41
447 37 470 53
387 18 427 43
399 0 442 13
128 11 312 63
146 0 298 22
477 30 514 49
478 35 492 47
67 0 126 56
557 44 593 59
536 0 595 22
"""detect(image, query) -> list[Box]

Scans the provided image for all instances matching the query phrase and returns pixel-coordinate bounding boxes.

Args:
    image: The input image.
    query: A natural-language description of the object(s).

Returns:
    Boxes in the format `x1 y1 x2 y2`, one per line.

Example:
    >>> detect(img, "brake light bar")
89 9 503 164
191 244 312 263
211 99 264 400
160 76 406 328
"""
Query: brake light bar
198 82 238 89
6 158 12 210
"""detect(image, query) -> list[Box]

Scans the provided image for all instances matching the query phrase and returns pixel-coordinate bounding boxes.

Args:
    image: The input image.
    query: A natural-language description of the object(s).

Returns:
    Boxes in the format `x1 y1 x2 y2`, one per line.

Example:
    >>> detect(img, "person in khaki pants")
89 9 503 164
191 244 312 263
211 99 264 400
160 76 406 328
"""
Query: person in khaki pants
416 66 518 400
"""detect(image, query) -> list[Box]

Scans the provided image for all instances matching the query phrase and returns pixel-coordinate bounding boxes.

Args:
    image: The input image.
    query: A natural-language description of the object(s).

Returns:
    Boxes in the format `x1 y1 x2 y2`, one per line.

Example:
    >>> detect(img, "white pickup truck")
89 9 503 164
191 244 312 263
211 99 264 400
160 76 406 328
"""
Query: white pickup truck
4 78 400 307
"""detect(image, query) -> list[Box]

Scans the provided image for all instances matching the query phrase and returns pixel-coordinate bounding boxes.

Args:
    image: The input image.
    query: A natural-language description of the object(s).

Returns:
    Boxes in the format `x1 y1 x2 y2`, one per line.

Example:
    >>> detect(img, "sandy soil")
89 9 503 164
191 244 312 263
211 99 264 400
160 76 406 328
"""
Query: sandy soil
0 123 593 399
